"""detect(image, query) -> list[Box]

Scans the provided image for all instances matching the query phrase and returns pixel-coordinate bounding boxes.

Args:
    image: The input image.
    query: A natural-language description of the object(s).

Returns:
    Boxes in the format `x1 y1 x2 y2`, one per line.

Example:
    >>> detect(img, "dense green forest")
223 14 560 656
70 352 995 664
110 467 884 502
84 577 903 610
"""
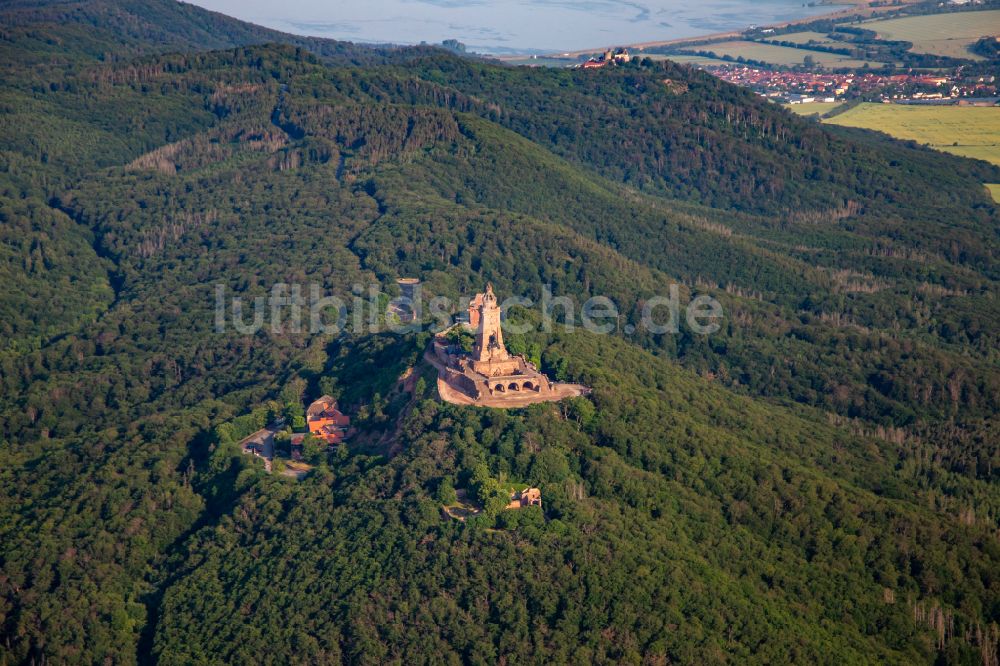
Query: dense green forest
0 0 998 664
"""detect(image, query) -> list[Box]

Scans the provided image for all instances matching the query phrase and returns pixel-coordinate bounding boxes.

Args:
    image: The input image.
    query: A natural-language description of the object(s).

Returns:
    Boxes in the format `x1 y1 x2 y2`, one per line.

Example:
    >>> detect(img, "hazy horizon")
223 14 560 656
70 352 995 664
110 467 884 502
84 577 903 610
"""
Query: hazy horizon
187 0 845 54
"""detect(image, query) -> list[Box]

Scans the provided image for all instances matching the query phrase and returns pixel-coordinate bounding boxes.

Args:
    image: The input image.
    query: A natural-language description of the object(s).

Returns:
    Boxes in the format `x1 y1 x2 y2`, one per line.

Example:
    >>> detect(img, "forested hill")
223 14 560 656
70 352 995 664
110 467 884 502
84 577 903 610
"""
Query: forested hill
0 0 403 66
1 2 999 664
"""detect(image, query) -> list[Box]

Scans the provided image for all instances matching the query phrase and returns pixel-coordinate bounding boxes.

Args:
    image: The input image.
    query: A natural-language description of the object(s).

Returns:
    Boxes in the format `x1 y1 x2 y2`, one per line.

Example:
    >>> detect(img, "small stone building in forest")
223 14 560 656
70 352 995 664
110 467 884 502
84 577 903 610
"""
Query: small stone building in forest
506 487 542 510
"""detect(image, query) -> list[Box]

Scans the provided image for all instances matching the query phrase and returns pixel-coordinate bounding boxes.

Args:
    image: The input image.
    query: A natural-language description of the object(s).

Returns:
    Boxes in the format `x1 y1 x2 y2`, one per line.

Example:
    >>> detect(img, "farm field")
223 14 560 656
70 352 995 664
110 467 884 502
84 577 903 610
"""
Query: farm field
785 101 843 116
653 53 732 66
861 9 1000 59
682 40 877 68
945 144 1000 166
775 31 838 45
823 103 1000 167
768 30 856 49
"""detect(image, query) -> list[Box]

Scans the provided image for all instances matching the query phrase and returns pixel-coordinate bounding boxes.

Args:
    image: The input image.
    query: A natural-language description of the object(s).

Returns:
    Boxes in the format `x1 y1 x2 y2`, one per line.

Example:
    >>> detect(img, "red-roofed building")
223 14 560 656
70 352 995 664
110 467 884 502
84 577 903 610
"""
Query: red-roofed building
306 395 351 444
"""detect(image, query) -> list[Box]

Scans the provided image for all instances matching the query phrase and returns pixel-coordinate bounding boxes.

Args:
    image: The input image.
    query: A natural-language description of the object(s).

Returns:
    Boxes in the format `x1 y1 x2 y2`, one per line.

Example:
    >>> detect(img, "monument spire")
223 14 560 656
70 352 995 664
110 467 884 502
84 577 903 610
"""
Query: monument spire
473 282 507 365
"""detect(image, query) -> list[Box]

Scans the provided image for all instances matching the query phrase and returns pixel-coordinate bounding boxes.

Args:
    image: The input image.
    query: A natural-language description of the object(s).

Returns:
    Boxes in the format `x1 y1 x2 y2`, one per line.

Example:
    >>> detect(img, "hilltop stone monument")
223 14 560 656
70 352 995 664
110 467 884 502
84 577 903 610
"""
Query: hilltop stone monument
429 283 588 407
470 284 520 377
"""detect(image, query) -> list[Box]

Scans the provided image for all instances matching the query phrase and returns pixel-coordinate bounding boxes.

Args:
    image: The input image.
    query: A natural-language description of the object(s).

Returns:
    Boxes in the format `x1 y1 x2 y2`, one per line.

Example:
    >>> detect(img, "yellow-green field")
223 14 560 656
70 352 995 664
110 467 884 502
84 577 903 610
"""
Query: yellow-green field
682 40 877 68
785 102 843 116
987 183 1000 203
862 10 1000 59
652 53 731 66
944 144 1000 165
824 103 1000 166
768 31 856 50
775 31 839 45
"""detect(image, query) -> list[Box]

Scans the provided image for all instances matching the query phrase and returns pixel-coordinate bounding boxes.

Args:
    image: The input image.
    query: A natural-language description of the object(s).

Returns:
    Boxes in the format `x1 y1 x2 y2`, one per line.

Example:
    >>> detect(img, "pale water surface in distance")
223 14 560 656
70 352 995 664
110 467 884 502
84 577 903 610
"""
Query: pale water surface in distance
190 0 845 54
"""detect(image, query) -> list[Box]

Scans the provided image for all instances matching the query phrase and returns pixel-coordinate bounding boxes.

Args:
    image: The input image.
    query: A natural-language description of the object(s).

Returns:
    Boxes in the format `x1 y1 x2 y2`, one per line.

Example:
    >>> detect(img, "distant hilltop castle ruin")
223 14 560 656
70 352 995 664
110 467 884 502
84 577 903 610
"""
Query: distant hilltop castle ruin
429 284 588 407
580 47 631 69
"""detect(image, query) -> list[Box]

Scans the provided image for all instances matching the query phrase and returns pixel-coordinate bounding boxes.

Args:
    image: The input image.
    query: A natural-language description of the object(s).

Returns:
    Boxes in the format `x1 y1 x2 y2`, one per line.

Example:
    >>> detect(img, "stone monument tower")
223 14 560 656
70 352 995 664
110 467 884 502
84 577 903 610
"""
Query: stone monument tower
470 283 518 376
430 283 584 403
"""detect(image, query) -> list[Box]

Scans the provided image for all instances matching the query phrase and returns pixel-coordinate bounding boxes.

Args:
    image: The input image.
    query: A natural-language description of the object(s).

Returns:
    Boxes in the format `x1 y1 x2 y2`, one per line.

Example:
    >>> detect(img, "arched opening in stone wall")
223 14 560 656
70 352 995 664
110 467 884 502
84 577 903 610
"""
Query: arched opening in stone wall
494 384 505 393
523 381 535 391
508 383 520 391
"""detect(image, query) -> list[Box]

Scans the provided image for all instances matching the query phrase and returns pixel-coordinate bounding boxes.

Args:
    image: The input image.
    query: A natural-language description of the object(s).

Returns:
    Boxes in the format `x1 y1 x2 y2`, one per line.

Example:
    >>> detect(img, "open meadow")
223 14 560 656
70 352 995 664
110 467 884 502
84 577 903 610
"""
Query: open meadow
681 40 877 68
768 30 857 50
824 103 1000 165
784 101 843 116
824 103 1000 200
861 9 1000 59
776 30 841 45
652 53 732 66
